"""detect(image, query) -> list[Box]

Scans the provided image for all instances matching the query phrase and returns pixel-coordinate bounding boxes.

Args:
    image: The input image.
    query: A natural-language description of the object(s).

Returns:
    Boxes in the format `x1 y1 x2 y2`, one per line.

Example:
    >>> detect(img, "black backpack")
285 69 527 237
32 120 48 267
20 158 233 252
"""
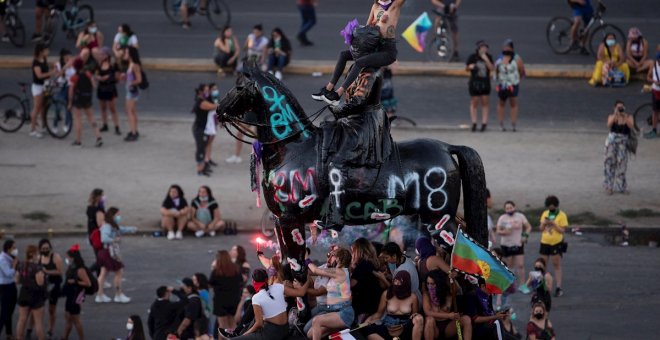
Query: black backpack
138 69 149 90
83 266 99 295
74 72 93 103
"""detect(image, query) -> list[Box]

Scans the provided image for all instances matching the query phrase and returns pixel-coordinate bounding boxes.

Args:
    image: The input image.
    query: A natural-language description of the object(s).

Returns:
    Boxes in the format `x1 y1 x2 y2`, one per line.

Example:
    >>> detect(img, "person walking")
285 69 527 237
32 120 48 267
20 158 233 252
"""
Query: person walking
38 239 64 339
95 207 136 304
0 240 18 339
61 244 92 340
538 196 568 298
296 0 317 46
466 40 493 132
644 47 660 139
496 39 525 132
123 46 143 142
69 58 103 147
30 43 58 138
604 100 634 195
15 244 47 340
96 48 121 135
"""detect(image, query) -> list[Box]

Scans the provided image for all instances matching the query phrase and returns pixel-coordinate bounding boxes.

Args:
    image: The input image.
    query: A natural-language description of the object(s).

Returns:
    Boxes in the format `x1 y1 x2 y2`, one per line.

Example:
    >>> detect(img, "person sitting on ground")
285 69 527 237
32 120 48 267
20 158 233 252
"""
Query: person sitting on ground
113 23 139 69
362 271 424 340
214 25 241 76
243 24 269 70
312 0 404 106
526 301 555 340
160 184 190 241
589 33 630 87
422 269 472 340
76 21 103 64
188 185 226 237
266 28 292 81
218 268 309 340
625 27 653 74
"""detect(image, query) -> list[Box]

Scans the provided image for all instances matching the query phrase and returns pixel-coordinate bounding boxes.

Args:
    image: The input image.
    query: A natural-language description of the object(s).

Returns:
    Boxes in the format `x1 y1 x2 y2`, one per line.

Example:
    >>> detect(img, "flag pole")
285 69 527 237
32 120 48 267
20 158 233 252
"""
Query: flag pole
450 226 463 340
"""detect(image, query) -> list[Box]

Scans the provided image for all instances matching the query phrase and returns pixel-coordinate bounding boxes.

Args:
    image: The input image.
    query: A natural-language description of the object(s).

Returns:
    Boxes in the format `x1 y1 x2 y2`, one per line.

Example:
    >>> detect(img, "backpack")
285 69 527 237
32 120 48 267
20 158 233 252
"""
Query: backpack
608 69 626 87
138 69 149 90
90 228 103 251
74 72 93 103
83 266 99 295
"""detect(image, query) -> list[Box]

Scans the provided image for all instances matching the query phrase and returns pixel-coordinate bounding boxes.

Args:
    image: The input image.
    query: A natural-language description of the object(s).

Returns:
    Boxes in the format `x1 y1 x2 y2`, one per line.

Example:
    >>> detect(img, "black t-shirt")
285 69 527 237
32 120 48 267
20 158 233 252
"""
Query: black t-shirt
351 260 383 315
182 294 203 339
162 196 188 211
192 97 210 130
466 53 493 80
86 205 105 235
32 58 49 85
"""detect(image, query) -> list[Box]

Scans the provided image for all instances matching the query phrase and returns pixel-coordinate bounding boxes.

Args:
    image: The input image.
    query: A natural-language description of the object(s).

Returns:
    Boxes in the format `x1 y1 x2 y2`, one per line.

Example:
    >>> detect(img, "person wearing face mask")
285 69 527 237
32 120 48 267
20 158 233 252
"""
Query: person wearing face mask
160 184 190 241
38 239 64 339
76 20 104 64
0 240 18 339
644 45 660 139
538 196 568 298
204 83 221 168
95 207 137 304
466 40 494 132
604 99 635 195
188 186 226 237
589 33 630 87
192 84 217 176
520 258 553 312
526 301 555 340
496 201 532 290
362 271 424 340
422 269 472 340
61 245 91 340
15 244 47 340
126 314 146 340
495 39 525 132
266 28 292 81
381 242 421 308
625 27 653 74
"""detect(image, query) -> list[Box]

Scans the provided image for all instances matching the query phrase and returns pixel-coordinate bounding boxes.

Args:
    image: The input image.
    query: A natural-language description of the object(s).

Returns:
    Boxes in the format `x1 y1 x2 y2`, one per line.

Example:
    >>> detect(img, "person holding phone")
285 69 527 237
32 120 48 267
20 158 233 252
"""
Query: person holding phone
538 196 568 298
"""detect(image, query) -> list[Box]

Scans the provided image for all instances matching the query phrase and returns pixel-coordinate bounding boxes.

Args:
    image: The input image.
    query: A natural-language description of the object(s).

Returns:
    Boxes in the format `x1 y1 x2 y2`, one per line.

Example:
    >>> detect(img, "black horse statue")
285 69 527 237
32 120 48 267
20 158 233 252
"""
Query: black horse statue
216 64 488 277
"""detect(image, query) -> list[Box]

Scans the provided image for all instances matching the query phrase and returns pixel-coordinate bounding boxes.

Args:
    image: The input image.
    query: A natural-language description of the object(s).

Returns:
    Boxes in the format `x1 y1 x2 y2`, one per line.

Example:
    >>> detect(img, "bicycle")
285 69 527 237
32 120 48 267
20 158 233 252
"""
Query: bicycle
0 81 72 138
163 0 230 30
2 0 26 47
546 0 624 57
41 0 94 47
426 11 454 62
634 86 655 131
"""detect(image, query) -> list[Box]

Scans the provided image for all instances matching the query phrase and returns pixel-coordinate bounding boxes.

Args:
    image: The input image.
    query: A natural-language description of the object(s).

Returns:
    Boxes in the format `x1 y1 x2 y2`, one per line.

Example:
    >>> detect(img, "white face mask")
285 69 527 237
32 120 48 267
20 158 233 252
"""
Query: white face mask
126 322 134 331
10 249 18 257
65 258 71 266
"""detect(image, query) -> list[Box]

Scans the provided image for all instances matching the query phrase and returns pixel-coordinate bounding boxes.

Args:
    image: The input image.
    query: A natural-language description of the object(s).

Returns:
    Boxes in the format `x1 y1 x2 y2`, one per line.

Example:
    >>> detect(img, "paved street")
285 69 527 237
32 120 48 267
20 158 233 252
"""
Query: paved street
0 0 659 65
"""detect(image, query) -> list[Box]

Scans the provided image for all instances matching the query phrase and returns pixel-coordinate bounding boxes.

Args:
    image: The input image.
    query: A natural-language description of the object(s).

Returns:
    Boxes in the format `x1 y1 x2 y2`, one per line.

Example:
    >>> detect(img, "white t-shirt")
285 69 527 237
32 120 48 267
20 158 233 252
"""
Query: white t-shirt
246 33 269 58
652 61 660 91
113 33 139 48
251 283 287 319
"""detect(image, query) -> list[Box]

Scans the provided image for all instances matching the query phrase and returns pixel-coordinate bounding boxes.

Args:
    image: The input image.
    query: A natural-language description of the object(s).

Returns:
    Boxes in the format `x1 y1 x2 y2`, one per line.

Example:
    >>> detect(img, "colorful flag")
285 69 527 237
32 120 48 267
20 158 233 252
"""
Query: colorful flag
401 12 432 53
451 228 515 294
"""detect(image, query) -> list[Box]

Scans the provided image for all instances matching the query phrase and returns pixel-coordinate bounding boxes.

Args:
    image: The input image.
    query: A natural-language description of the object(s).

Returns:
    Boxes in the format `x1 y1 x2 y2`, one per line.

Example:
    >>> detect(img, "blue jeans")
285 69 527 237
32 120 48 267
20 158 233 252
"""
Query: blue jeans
298 4 316 37
53 85 72 128
267 54 288 71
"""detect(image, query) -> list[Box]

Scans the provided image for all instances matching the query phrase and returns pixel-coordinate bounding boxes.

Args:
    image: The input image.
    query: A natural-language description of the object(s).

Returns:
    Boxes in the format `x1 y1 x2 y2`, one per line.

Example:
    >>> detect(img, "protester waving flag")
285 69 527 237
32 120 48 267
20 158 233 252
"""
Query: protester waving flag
401 12 432 52
451 228 515 294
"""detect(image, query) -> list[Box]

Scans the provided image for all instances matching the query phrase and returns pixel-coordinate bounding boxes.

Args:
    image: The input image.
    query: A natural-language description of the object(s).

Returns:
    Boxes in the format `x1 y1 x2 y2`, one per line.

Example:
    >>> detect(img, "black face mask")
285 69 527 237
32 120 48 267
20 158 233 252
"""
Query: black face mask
534 266 544 272
533 312 545 320
40 251 50 256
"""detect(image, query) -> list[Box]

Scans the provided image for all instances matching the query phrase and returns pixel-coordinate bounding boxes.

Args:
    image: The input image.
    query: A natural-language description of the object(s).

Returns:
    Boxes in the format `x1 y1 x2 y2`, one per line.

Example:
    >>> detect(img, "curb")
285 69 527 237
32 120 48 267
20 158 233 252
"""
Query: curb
0 225 263 239
0 55 597 79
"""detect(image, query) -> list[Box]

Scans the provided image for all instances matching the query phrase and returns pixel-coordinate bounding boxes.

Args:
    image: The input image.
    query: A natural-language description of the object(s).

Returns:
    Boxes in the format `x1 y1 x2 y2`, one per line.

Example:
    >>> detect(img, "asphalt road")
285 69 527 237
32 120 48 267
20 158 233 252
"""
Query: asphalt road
1 0 659 65
0 68 653 131
3 231 658 339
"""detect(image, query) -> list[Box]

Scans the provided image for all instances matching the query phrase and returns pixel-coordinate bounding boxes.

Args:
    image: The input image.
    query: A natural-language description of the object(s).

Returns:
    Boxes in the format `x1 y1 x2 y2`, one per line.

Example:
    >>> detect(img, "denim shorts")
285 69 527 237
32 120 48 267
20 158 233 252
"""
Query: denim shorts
324 301 355 328
126 88 139 101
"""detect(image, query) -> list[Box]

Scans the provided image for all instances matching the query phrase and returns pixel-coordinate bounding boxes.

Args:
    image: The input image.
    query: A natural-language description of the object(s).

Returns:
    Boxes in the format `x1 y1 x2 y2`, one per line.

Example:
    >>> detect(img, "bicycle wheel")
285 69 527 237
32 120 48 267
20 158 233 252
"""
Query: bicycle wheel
43 97 72 139
70 5 94 37
6 13 26 48
206 0 230 30
634 103 653 128
260 209 275 238
546 16 573 54
588 23 625 57
163 0 184 24
390 115 417 128
0 94 26 133
42 15 58 47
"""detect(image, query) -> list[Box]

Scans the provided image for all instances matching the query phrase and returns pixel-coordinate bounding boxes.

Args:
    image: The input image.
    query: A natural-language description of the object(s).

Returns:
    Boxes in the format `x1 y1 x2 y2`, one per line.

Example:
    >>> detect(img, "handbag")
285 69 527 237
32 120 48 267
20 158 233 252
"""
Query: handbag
626 125 639 155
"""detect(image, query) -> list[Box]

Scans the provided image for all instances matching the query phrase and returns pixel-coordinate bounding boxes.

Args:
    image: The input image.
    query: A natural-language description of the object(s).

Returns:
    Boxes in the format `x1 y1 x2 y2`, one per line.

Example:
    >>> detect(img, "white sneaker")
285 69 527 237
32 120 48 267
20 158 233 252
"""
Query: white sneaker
233 156 242 163
103 281 112 289
209 230 216 237
95 294 111 303
275 71 282 80
29 130 44 138
167 231 175 240
195 230 205 238
225 155 238 163
114 293 131 303
175 231 183 240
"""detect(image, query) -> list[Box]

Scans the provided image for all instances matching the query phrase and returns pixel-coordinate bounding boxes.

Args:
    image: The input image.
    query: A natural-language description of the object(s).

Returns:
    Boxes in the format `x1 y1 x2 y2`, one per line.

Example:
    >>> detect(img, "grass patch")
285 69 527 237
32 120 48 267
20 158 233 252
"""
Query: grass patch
570 211 614 226
21 211 52 223
617 209 660 219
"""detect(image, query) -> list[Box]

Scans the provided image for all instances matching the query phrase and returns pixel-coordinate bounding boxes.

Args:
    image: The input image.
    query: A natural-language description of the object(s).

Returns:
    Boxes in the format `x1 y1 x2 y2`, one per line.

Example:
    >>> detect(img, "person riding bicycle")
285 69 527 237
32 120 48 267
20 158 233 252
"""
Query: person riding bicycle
311 0 404 106
431 0 461 62
567 0 593 54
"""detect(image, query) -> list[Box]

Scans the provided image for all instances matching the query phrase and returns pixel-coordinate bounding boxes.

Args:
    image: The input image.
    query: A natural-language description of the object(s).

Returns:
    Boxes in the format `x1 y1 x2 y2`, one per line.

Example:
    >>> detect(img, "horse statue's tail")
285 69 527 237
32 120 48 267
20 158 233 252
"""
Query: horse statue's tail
449 145 488 247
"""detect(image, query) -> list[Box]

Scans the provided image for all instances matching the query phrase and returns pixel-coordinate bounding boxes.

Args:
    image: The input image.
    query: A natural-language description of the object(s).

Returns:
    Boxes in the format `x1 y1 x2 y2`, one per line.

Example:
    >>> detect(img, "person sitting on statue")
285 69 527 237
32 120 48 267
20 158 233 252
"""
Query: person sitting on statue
311 0 405 106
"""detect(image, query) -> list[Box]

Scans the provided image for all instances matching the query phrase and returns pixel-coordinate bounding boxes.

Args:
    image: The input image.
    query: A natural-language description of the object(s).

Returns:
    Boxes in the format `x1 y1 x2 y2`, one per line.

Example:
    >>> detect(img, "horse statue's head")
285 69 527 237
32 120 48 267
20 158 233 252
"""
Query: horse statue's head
216 60 311 143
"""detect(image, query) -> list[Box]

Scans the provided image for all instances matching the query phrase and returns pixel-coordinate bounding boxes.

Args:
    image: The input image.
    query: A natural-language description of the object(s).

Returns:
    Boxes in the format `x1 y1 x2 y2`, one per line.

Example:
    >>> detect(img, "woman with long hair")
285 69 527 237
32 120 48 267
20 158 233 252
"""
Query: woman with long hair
466 40 494 132
422 269 472 340
230 245 251 286
95 207 136 304
210 250 243 330
76 20 103 63
53 48 74 133
69 57 103 147
350 237 383 321
214 25 240 74
38 239 64 339
30 43 58 138
603 100 635 195
123 46 142 141
589 33 630 86
188 186 226 237
266 27 292 80
15 245 47 340
191 84 217 175
126 314 146 340
96 48 120 134
193 273 213 337
160 184 189 240
61 245 91 340
415 236 450 284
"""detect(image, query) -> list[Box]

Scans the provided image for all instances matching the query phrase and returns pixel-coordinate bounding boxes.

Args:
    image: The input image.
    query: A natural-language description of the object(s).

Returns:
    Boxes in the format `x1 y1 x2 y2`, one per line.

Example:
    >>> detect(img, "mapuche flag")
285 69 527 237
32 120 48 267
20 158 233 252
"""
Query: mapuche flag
451 228 515 294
